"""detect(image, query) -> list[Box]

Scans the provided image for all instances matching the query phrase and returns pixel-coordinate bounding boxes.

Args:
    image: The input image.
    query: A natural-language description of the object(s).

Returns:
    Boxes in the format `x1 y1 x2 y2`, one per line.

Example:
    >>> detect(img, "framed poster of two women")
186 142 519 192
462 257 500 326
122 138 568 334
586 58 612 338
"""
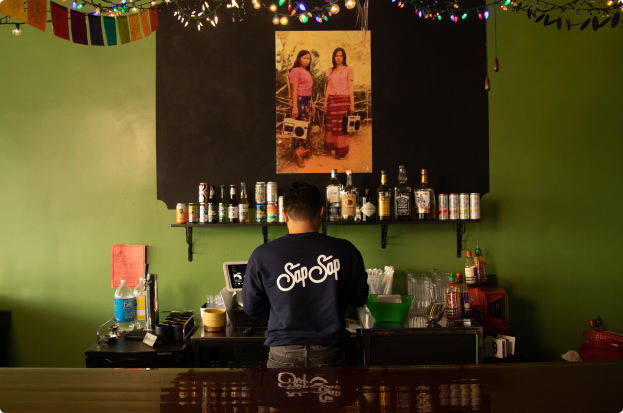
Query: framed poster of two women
276 31 372 174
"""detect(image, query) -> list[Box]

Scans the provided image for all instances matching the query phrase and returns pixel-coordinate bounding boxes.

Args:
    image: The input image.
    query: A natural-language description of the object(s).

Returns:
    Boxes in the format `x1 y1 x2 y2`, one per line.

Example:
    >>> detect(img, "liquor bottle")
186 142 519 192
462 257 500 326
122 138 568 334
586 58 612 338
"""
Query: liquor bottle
596 316 604 331
465 251 477 286
326 169 343 222
394 165 412 220
377 170 391 221
207 185 218 224
361 189 377 222
475 245 487 284
239 182 249 223
133 277 146 330
445 272 463 320
114 280 136 332
456 273 470 316
218 185 229 224
414 169 436 220
340 169 358 221
228 185 239 224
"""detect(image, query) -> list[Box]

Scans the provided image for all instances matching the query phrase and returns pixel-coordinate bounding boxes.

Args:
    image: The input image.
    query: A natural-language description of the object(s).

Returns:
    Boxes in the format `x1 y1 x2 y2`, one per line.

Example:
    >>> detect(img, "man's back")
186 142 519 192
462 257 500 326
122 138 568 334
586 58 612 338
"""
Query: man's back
242 232 368 347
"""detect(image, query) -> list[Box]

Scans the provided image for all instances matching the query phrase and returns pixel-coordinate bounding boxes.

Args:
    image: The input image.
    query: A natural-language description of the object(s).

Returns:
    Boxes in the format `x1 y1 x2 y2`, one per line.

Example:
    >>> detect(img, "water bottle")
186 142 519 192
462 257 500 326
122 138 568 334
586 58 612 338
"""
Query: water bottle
133 277 146 330
114 280 135 332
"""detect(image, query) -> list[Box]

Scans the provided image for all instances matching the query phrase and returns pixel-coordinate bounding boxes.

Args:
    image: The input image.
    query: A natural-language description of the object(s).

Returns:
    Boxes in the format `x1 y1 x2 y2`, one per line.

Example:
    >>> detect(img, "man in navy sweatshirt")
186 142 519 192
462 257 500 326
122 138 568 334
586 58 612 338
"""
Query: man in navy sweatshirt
242 181 369 368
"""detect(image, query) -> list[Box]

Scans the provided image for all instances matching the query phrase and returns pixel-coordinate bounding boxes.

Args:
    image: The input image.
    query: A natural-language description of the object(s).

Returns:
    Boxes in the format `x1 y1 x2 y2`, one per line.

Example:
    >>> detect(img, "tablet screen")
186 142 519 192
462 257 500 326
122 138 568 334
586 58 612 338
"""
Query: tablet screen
226 263 247 290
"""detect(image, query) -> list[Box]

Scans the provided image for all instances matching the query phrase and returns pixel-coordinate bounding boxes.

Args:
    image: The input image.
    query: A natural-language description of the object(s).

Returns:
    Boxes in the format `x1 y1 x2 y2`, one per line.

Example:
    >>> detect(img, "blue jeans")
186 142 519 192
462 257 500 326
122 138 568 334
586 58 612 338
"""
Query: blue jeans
268 345 345 368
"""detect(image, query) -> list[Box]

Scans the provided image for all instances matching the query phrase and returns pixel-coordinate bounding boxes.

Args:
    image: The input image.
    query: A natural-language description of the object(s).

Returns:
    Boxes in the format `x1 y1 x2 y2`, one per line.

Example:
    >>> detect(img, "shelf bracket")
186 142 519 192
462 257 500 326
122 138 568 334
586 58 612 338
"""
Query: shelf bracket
321 225 327 236
456 223 466 258
381 224 388 249
186 227 193 262
262 226 268 244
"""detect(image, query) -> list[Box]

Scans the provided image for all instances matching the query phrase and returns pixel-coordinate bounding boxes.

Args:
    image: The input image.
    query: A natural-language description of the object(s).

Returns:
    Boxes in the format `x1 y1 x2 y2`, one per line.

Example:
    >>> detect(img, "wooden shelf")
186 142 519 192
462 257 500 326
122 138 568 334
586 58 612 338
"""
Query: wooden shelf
172 219 481 262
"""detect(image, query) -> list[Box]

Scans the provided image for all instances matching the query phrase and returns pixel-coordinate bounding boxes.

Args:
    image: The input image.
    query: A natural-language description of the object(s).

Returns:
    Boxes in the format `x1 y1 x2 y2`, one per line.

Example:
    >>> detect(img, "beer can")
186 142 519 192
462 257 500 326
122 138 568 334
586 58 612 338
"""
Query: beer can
200 203 209 223
255 204 267 223
199 183 209 203
438 194 449 220
449 194 459 220
470 193 481 220
267 182 278 203
189 203 199 223
176 203 188 224
459 194 470 220
278 196 285 222
267 202 279 222
255 182 266 204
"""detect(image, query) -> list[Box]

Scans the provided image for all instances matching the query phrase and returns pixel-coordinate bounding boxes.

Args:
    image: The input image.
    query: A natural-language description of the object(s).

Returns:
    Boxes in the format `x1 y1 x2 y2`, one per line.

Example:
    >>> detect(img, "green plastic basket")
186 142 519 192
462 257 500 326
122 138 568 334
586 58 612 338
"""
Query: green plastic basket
366 294 414 323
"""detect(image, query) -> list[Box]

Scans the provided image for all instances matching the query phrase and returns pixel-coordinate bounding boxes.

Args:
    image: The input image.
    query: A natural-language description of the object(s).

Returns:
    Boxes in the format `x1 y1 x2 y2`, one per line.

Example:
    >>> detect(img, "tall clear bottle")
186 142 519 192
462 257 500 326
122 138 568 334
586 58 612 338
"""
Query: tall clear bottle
414 169 436 220
228 185 239 224
239 182 249 223
377 170 391 221
394 165 412 220
218 185 229 223
114 280 135 332
465 251 478 286
133 277 146 330
326 169 343 222
340 169 358 221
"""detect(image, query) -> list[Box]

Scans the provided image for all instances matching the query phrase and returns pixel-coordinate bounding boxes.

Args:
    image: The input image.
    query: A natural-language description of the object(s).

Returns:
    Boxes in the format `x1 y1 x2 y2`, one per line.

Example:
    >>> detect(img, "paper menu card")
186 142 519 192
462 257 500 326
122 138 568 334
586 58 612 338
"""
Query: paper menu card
112 244 145 288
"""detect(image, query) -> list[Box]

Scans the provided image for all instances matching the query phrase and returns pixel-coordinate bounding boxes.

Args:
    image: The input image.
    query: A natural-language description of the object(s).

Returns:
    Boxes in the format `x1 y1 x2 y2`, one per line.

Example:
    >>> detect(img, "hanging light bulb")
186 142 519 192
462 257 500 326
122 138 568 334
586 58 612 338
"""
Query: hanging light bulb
315 15 322 22
77 2 83 8
461 12 467 18
151 0 156 4
484 9 489 18
270 3 277 10
272 14 280 24
299 3 305 10
254 1 260 7
12 24 21 35
280 15 288 24
72 1 76 8
330 3 339 13
132 7 137 12
299 13 308 22
345 0 356 9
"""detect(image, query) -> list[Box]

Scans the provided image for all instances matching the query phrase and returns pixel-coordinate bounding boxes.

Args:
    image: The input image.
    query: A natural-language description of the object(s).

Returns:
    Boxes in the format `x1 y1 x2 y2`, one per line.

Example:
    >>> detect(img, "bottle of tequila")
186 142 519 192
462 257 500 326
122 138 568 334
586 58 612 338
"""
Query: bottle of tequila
228 185 239 224
361 189 377 222
239 182 249 223
341 169 358 221
218 185 229 224
414 169 436 220
377 170 391 221
326 169 343 222
394 165 412 220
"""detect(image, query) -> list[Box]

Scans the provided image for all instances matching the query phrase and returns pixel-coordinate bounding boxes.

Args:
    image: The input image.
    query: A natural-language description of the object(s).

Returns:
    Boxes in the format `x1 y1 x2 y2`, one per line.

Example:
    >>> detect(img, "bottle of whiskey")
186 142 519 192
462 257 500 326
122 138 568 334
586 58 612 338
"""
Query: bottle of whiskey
377 170 391 221
361 189 377 222
414 169 436 220
218 185 229 224
341 169 358 221
239 182 249 223
326 169 343 222
228 185 239 224
394 165 412 220
207 185 218 224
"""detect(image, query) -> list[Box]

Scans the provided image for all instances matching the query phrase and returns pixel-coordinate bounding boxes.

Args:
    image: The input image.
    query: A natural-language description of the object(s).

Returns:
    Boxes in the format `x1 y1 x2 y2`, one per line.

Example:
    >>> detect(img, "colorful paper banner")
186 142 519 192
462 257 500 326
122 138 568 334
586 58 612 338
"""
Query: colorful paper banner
88 14 105 46
50 2 70 41
103 16 117 46
116 15 131 44
128 13 142 42
27 0 48 32
70 9 88 45
0 0 27 23
139 10 152 37
149 4 159 31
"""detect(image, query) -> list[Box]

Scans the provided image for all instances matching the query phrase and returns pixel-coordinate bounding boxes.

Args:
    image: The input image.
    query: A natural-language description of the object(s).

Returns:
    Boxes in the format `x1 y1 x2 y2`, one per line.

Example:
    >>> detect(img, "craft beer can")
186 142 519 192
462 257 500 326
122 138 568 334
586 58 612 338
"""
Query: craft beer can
176 203 188 224
449 194 459 220
200 203 209 223
267 202 279 222
459 194 470 220
438 194 449 220
255 182 266 204
267 182 278 203
278 196 285 222
470 193 481 220
256 204 267 223
188 203 199 223
199 183 209 203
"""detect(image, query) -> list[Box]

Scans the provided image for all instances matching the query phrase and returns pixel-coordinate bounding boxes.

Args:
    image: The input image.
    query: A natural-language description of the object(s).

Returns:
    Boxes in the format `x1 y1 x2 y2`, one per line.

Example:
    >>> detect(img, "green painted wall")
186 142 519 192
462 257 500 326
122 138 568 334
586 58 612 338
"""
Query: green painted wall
1 11 622 367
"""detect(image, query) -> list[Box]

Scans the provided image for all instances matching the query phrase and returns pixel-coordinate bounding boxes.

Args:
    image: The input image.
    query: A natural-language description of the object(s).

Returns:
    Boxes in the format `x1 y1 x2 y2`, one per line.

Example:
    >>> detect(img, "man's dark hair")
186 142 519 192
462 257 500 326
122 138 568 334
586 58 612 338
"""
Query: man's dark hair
283 181 322 221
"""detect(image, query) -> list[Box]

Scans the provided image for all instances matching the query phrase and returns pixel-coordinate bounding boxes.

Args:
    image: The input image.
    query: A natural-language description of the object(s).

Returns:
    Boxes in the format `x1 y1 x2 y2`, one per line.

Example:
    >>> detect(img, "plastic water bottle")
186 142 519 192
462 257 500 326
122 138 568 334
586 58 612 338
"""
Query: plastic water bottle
114 280 135 332
133 277 146 330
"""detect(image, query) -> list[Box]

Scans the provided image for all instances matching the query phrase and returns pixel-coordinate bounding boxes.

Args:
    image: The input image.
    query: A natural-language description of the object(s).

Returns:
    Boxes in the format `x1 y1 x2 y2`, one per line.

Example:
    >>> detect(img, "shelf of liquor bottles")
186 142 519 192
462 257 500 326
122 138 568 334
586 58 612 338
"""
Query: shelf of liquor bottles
172 219 480 262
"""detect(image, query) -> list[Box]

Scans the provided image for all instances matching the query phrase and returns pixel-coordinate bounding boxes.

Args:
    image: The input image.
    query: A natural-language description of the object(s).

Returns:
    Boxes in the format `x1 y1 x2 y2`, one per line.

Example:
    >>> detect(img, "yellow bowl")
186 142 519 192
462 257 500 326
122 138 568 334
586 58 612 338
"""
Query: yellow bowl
203 308 226 331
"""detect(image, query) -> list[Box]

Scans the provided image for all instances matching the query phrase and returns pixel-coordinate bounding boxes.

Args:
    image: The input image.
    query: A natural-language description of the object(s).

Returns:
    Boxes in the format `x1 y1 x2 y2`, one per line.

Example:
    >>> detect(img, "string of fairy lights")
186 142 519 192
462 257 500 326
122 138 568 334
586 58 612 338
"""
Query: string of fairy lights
2 0 623 34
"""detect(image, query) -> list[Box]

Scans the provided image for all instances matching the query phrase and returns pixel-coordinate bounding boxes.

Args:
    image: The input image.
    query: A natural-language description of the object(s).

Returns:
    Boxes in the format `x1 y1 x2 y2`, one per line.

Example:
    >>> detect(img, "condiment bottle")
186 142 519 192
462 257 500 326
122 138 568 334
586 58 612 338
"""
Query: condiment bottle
445 272 463 320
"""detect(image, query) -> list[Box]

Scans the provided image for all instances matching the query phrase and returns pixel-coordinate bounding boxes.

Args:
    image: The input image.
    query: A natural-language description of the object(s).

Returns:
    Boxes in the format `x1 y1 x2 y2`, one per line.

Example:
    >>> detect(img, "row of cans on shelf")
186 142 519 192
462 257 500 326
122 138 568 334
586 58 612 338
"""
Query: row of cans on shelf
438 193 480 220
